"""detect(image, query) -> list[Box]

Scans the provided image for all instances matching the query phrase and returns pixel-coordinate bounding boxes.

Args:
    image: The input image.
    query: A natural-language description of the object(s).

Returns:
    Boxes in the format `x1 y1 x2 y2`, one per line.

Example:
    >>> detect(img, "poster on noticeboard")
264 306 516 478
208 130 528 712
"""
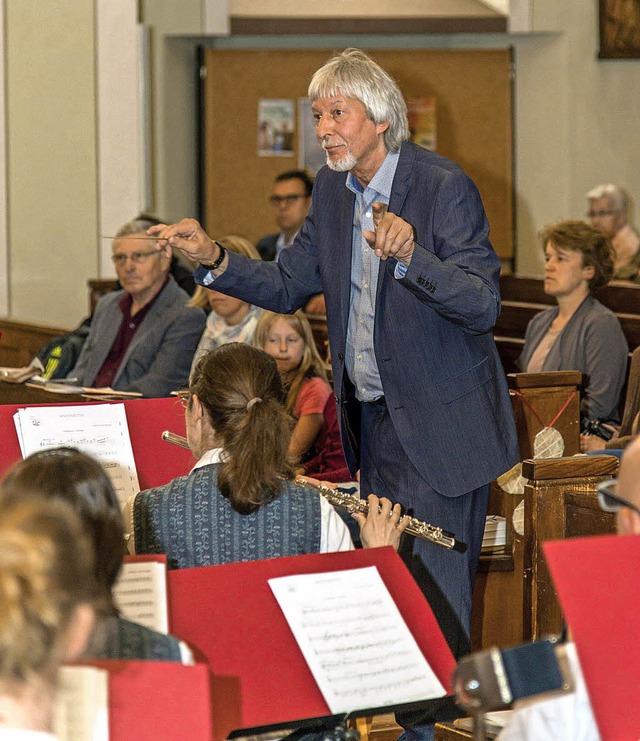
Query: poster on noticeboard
257 99 295 157
407 97 437 152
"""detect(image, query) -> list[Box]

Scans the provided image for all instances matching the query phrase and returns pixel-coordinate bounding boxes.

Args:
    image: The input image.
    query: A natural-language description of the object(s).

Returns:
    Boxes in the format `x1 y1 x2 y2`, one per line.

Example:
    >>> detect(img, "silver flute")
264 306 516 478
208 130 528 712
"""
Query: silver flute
161 430 463 551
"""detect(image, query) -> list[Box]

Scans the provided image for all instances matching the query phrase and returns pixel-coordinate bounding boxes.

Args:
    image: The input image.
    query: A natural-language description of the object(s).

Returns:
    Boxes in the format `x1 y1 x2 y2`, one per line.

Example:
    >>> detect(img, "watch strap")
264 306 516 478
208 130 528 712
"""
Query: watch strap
200 241 226 271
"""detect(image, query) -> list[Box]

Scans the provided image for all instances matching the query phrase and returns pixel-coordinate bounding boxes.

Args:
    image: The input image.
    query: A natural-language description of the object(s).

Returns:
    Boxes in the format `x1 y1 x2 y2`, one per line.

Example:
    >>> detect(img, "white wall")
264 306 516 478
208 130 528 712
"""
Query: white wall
96 0 144 278
5 0 98 328
0 0 8 317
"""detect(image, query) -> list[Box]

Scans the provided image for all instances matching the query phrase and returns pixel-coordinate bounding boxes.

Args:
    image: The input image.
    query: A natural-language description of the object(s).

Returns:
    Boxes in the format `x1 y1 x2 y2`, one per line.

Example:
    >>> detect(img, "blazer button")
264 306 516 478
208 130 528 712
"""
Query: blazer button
338 352 344 361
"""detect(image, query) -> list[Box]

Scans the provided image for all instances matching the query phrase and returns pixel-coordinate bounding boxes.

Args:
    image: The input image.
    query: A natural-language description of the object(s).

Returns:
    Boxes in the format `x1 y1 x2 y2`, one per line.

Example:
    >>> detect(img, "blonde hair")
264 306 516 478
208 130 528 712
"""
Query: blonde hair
188 235 260 309
0 497 96 687
253 310 328 416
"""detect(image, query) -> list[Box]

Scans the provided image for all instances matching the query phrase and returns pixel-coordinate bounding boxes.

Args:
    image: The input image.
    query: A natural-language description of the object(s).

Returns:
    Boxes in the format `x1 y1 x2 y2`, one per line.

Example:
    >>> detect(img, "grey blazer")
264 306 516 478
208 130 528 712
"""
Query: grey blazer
519 295 628 424
70 277 205 398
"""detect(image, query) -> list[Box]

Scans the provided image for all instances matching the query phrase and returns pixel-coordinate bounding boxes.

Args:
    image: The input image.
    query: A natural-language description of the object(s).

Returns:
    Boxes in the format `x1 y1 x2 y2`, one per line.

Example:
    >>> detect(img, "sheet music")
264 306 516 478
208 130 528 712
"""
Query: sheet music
13 403 140 508
54 665 109 741
269 566 445 714
113 560 169 634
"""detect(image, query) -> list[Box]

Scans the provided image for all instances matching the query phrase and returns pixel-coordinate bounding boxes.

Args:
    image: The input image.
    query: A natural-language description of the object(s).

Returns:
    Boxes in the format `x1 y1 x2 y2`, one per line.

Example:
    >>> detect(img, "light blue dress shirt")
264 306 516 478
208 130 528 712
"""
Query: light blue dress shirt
345 151 400 402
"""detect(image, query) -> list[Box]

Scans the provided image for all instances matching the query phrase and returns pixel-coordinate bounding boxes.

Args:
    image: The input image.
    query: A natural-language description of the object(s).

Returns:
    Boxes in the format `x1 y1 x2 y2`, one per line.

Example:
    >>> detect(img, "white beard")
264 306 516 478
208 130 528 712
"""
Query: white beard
325 150 357 172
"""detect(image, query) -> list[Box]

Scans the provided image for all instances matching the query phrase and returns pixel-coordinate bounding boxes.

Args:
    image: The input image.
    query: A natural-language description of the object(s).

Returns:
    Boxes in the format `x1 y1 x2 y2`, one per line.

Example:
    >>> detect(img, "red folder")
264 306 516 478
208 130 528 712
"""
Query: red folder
83 660 213 741
168 546 456 739
543 534 640 740
0 397 192 488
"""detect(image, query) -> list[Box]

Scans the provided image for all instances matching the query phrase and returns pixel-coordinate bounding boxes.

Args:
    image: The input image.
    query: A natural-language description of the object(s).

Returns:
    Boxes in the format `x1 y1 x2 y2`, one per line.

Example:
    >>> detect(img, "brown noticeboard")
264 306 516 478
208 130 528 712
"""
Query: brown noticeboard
203 48 513 259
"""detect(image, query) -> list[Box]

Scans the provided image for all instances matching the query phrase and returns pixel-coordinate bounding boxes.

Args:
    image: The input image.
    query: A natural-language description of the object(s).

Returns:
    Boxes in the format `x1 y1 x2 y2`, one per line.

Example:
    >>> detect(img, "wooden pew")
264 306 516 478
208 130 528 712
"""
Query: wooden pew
0 318 67 369
495 300 640 351
89 278 118 312
500 273 640 314
496 273 640 375
472 455 617 652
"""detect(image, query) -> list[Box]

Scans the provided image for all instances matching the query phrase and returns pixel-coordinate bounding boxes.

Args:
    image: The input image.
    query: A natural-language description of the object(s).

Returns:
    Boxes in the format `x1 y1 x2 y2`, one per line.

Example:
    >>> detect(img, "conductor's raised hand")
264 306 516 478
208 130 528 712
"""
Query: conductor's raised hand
147 218 220 267
352 493 409 551
362 202 415 266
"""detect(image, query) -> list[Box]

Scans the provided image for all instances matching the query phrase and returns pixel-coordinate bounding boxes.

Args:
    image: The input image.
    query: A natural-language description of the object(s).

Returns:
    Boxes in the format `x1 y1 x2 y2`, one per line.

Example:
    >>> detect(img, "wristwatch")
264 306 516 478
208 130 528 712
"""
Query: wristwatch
200 241 226 271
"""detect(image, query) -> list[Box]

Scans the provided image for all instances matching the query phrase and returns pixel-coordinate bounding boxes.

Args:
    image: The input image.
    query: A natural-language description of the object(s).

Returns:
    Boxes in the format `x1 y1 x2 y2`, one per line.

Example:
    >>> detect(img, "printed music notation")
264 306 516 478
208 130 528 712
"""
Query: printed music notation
13 403 140 509
268 566 445 713
113 560 169 634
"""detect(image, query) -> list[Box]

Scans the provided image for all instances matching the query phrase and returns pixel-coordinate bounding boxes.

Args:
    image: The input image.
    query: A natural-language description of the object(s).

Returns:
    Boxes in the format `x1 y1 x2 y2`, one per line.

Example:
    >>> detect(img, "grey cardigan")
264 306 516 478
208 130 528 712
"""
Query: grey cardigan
70 277 205 397
518 295 628 424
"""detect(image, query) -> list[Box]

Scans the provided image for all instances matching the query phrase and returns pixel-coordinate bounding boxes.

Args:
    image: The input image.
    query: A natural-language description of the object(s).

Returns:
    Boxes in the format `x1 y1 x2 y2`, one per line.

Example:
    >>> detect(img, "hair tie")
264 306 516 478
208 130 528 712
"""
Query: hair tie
246 397 262 411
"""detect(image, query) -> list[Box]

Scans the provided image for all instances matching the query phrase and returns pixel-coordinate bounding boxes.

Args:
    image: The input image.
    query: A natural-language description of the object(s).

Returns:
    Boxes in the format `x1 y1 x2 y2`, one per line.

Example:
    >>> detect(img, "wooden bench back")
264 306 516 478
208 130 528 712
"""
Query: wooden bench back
496 275 640 374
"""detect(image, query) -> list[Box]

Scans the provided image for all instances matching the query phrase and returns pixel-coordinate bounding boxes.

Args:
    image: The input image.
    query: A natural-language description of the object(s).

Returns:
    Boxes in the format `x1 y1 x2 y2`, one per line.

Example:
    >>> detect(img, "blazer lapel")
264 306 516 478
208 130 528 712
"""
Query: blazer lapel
338 186 356 332
377 142 414 297
112 280 173 387
388 141 415 218
87 299 122 385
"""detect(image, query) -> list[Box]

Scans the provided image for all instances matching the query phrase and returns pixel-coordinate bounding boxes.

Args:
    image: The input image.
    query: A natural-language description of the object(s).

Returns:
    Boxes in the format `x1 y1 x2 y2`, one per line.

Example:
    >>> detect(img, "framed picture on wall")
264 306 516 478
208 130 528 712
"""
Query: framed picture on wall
599 0 640 58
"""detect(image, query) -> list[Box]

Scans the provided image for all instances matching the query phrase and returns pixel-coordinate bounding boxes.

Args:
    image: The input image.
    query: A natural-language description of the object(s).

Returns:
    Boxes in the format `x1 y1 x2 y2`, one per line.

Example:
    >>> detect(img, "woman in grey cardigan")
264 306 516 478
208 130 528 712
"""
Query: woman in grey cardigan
518 220 628 450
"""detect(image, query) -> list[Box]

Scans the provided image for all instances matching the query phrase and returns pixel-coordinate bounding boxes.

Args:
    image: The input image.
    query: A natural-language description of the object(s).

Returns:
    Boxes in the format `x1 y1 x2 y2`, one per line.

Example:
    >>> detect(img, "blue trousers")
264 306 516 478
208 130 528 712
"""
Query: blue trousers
359 399 489 738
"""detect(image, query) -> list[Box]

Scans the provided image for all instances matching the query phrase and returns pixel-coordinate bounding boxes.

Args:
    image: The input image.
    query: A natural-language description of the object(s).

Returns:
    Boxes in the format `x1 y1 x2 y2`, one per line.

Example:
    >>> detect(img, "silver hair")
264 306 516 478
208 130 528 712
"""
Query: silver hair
586 183 628 213
115 215 162 238
308 48 409 153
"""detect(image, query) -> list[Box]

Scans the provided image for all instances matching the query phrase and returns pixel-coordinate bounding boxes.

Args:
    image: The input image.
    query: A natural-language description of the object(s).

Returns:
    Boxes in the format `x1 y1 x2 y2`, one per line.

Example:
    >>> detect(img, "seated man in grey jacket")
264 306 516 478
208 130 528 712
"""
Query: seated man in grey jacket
69 224 205 398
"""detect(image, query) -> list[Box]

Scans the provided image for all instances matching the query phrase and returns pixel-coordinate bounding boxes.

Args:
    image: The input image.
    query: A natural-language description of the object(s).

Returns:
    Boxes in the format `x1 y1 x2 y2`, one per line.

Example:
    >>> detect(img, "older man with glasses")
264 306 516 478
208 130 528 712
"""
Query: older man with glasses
587 183 640 281
497 439 640 740
67 218 205 397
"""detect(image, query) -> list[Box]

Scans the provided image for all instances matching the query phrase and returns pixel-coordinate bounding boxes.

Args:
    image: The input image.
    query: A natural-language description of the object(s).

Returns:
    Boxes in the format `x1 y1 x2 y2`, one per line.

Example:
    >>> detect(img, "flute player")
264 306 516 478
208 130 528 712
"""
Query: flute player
124 342 408 564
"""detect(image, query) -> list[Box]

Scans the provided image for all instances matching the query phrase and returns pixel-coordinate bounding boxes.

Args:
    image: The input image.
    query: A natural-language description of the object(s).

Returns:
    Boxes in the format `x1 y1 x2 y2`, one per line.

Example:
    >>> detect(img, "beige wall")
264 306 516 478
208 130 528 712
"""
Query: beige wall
2 0 640 326
5 0 98 328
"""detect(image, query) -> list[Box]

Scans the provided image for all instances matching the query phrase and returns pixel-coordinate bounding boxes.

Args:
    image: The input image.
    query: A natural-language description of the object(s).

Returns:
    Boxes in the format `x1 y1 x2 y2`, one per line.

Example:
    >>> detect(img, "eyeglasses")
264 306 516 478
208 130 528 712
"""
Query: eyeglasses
176 391 191 409
269 194 307 206
596 479 640 516
587 210 619 219
111 248 163 266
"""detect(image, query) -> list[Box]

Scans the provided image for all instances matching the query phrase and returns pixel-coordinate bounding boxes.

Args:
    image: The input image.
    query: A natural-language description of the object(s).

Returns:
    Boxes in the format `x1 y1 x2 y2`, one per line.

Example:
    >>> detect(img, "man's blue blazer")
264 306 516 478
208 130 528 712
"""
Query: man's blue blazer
200 141 519 496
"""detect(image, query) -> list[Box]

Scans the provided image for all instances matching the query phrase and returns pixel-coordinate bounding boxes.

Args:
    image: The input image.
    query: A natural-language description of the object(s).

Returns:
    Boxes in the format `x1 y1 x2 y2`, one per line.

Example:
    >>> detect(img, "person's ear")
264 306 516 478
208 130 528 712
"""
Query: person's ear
616 506 640 536
63 603 95 661
191 393 205 421
582 263 596 282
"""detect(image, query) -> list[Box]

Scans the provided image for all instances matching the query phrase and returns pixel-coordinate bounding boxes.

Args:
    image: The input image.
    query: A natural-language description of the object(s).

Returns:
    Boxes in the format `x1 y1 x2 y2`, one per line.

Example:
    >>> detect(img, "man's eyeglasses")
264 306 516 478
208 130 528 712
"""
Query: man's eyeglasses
269 194 307 206
596 479 640 516
587 210 619 219
111 248 163 266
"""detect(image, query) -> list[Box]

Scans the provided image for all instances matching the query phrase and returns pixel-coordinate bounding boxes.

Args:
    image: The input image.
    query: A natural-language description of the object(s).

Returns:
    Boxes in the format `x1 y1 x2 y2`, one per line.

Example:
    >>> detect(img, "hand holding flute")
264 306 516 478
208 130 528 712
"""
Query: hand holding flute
352 493 409 550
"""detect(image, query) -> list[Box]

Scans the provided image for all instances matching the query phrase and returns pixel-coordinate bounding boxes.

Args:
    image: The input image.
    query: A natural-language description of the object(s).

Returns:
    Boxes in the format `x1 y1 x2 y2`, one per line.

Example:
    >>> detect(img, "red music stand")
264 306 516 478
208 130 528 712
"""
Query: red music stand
0 397 193 488
543 534 640 740
168 546 456 739
80 660 213 741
